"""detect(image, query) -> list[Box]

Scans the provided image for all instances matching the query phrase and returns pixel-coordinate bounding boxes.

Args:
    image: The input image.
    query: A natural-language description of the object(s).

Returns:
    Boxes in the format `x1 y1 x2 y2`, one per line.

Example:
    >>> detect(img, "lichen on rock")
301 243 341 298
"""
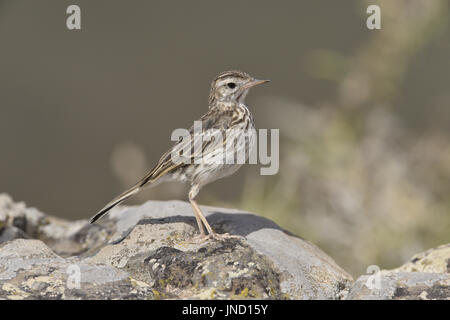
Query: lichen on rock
347 245 450 300
1 193 448 300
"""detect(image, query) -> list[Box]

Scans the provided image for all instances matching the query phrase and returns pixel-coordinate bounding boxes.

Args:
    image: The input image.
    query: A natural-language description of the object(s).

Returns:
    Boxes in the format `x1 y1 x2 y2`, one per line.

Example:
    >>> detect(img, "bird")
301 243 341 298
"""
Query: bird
89 70 269 241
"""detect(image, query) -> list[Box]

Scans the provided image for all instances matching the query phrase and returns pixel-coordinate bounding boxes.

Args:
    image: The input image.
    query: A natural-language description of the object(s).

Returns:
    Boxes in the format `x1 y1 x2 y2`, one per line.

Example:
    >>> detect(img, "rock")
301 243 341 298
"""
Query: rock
0 226 29 242
347 245 450 300
0 239 154 299
0 210 7 229
0 194 353 299
391 244 450 274
0 194 46 240
347 272 450 300
1 193 448 300
0 194 112 256
88 201 353 299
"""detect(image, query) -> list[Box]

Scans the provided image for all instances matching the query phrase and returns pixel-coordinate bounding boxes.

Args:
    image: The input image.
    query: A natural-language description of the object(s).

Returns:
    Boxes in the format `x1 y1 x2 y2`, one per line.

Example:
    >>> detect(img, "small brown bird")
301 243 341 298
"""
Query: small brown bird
90 70 269 241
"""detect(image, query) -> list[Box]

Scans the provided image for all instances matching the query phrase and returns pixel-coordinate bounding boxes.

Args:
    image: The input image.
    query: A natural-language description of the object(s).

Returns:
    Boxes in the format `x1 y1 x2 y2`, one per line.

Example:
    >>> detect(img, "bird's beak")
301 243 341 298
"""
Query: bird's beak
242 79 270 90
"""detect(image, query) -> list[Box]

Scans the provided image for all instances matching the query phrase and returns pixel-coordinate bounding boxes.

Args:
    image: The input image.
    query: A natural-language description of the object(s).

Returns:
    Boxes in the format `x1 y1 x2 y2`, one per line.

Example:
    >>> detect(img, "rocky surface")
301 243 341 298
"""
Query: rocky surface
347 244 450 300
0 194 352 299
0 193 448 300
347 271 449 300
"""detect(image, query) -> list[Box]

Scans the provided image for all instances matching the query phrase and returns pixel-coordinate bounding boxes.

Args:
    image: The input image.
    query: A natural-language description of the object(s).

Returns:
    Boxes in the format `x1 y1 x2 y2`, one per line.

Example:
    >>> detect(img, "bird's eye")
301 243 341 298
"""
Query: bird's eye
227 82 236 89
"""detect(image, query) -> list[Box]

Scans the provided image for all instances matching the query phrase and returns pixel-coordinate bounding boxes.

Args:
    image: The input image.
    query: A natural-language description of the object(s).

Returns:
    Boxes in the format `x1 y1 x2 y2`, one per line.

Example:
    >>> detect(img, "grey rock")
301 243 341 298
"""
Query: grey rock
0 239 153 299
86 200 353 299
2 193 448 300
0 194 46 240
347 271 450 300
0 193 112 256
347 244 450 300
390 243 450 274
0 194 353 299
0 226 29 242
0 210 7 229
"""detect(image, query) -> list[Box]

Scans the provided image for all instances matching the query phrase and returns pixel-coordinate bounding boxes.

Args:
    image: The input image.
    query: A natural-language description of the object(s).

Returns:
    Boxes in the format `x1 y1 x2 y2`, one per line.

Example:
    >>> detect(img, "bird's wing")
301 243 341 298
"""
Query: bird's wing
89 107 234 224
139 107 234 185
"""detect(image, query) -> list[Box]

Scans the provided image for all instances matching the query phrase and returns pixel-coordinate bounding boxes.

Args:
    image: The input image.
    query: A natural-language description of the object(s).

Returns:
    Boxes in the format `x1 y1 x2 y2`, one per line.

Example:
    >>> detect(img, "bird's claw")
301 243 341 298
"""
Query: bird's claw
187 232 244 243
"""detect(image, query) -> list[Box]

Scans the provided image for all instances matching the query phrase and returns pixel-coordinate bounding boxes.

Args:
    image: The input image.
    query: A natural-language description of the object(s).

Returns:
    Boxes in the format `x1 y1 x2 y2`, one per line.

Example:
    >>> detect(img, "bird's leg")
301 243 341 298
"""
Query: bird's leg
189 198 207 237
190 198 215 235
187 198 218 243
189 198 243 242
187 186 243 242
187 186 212 241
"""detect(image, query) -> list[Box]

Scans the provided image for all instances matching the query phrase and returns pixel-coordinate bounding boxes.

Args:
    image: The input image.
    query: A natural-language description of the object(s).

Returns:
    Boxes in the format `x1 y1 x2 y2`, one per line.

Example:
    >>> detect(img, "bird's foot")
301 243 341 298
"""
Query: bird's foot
187 232 244 243
209 232 244 241
186 234 210 244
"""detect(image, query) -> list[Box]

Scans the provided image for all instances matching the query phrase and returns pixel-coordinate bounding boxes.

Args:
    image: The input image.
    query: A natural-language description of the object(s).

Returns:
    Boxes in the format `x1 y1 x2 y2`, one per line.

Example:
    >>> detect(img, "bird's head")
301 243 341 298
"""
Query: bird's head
208 70 269 106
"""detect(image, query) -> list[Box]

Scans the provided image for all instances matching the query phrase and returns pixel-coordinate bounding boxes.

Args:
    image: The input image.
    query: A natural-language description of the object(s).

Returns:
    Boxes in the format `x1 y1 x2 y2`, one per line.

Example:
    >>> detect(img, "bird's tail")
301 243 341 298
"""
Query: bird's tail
89 183 141 224
90 155 181 224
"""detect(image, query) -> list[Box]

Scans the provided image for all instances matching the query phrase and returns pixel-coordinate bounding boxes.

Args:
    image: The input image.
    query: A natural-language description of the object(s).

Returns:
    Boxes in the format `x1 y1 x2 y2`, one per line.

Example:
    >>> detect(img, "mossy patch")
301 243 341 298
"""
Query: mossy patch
125 239 283 299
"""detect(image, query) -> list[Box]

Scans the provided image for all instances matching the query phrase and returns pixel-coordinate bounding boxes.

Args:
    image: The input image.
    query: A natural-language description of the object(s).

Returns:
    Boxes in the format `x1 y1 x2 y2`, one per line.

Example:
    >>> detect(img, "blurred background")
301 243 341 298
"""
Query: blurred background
0 0 449 276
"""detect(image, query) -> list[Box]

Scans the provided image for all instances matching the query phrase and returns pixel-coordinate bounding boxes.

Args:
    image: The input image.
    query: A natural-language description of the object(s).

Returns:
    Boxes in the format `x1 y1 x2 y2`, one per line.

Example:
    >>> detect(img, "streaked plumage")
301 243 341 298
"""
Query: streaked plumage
90 70 269 241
